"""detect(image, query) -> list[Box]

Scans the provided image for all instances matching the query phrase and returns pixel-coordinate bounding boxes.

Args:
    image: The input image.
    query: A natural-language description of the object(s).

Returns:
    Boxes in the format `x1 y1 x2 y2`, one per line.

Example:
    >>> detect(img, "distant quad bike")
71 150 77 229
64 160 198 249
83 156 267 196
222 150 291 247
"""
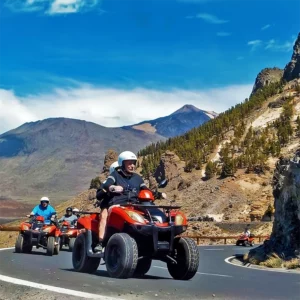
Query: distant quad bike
72 180 200 280
59 220 78 251
236 234 255 247
15 215 61 256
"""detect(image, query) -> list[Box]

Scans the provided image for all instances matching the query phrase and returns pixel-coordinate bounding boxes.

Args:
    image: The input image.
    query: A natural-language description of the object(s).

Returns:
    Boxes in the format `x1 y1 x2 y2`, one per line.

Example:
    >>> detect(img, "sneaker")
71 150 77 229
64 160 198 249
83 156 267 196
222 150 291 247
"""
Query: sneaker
94 243 103 253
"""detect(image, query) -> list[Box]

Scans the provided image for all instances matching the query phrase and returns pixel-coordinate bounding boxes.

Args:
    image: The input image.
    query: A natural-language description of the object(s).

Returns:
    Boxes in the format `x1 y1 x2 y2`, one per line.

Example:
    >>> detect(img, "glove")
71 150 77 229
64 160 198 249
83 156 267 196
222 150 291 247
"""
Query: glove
50 215 56 221
109 185 124 193
161 192 167 199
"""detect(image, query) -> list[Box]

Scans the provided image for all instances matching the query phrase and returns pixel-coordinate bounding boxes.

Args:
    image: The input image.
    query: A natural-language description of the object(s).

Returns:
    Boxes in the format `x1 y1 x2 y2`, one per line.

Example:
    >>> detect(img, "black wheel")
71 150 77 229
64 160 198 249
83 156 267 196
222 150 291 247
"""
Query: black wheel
72 234 100 273
15 234 24 253
105 233 138 279
167 237 199 280
69 237 76 252
236 241 239 246
47 236 55 256
54 237 60 255
134 258 152 277
243 240 248 247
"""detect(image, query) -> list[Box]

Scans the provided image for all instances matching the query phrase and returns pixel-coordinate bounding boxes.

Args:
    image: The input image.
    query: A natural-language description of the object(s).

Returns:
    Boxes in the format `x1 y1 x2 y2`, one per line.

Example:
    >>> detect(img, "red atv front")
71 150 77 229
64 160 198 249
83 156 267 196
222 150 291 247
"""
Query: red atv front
72 181 200 280
236 234 255 247
58 221 78 251
15 215 60 256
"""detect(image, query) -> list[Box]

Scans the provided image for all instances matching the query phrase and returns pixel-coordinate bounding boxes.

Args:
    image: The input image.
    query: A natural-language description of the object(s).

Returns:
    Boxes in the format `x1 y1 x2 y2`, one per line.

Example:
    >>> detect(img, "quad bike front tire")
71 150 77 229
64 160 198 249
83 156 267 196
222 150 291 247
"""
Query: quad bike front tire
134 257 152 277
167 237 199 280
15 234 32 253
105 233 138 279
47 236 55 256
72 233 100 273
54 237 60 255
69 237 76 252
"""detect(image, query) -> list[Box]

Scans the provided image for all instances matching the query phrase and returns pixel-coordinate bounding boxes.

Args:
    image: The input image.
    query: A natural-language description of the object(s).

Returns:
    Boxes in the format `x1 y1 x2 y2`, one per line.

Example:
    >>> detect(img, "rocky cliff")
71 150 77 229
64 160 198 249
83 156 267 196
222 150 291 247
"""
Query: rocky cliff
249 150 300 260
251 67 283 95
283 33 300 82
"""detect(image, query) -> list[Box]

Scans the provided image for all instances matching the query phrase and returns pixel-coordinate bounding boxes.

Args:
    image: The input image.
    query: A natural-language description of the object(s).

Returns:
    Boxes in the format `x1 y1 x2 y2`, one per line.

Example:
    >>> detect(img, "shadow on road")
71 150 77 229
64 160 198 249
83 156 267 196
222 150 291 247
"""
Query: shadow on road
13 250 49 256
61 268 171 280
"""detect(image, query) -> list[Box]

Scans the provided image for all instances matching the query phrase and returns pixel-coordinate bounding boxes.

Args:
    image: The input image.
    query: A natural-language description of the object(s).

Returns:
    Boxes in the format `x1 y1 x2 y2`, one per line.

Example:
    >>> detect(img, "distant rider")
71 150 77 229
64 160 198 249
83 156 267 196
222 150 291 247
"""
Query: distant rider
58 207 78 226
29 196 57 222
244 228 251 237
94 151 166 252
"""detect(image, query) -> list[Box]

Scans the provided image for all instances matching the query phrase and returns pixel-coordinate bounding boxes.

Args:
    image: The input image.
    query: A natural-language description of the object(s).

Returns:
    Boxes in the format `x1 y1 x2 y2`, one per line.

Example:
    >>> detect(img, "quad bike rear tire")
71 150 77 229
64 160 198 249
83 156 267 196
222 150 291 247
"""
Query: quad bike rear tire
134 257 152 277
69 237 76 252
72 233 100 273
47 236 55 256
105 233 138 279
167 237 199 280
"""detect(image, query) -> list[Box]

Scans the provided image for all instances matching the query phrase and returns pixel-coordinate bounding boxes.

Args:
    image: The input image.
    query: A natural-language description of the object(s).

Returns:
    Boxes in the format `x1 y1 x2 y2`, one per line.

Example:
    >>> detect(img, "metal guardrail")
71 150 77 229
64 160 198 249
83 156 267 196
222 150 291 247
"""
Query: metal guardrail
181 235 269 245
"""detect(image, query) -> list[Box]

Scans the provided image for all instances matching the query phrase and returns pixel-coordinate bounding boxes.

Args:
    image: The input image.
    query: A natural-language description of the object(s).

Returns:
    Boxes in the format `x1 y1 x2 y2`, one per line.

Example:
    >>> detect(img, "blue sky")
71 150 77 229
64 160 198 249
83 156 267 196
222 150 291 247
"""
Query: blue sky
0 0 299 133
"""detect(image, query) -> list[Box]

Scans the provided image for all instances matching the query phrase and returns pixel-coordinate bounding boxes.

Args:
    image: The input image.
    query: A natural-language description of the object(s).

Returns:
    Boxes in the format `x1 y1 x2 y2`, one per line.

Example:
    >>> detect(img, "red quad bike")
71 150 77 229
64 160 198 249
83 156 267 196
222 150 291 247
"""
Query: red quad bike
15 215 61 256
236 234 255 247
59 220 78 251
72 180 200 280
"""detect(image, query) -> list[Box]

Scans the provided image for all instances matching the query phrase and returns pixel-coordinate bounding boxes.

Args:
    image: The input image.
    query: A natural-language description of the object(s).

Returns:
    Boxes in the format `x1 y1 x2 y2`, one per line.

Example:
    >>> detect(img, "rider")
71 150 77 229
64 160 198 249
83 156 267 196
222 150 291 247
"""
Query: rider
58 207 78 226
72 207 80 218
95 161 119 252
244 227 251 237
29 196 57 222
94 151 166 252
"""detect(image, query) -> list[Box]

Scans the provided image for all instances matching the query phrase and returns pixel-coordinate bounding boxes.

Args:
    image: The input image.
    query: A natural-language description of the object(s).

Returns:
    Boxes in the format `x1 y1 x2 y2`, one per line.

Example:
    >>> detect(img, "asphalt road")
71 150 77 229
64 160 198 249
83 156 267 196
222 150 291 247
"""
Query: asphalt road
0 245 299 300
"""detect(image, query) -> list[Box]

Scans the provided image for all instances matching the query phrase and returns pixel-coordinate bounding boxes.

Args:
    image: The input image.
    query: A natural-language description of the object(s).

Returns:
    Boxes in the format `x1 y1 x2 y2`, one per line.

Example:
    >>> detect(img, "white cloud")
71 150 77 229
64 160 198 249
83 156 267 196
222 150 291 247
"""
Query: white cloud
217 31 231 37
0 83 252 134
247 36 295 53
261 24 271 30
265 38 294 52
4 0 100 14
196 13 229 24
47 0 98 15
247 40 262 51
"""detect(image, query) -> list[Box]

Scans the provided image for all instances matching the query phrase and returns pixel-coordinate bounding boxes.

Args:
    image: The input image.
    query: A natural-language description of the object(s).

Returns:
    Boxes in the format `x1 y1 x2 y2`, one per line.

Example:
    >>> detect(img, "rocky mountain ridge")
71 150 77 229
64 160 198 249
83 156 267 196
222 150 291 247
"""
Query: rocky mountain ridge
123 104 217 138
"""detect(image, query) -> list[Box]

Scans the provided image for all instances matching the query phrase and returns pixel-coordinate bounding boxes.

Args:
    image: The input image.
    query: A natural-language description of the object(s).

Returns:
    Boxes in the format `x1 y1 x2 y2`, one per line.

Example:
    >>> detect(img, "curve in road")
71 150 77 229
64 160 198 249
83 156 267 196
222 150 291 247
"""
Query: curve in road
0 245 299 300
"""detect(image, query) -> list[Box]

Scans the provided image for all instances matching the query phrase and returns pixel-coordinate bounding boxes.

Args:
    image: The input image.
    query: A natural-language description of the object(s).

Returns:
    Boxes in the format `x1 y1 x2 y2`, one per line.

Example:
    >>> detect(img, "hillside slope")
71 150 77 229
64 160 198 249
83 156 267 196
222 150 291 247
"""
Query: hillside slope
0 118 165 203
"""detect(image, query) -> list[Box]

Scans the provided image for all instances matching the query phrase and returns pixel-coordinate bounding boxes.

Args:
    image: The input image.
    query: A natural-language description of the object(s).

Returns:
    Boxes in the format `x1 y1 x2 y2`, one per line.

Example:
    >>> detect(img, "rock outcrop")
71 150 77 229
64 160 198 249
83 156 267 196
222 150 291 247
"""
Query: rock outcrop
251 67 283 95
249 150 300 260
283 33 300 82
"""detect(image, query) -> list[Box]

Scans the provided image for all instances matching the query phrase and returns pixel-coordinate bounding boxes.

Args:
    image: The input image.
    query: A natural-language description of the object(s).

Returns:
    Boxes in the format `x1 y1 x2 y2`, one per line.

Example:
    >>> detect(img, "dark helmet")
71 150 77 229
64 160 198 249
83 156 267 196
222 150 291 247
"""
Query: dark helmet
66 207 72 213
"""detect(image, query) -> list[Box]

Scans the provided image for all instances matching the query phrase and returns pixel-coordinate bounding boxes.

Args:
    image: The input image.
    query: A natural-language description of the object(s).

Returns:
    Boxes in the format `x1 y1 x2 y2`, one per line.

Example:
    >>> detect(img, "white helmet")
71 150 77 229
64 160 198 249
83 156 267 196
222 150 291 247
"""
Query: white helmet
118 151 137 167
72 208 79 213
109 161 119 174
40 196 50 203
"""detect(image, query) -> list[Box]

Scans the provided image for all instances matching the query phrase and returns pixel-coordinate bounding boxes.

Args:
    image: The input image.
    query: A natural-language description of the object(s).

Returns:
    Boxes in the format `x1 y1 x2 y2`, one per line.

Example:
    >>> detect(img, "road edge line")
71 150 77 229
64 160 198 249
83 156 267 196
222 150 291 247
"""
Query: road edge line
0 273 124 300
224 256 300 275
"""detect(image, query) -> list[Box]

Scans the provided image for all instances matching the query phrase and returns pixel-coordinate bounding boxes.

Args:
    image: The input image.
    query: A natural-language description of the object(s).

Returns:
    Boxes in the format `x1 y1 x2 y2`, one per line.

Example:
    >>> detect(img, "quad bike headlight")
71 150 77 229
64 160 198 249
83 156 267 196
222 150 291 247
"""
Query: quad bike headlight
23 225 29 230
126 211 145 223
175 214 184 226
43 227 51 233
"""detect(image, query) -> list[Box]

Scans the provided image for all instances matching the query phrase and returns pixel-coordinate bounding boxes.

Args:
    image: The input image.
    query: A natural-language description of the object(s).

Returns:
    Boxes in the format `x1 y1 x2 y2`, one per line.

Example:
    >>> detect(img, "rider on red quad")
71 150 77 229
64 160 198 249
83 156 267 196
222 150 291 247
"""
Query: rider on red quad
29 196 57 222
95 161 119 250
58 207 78 226
94 151 166 252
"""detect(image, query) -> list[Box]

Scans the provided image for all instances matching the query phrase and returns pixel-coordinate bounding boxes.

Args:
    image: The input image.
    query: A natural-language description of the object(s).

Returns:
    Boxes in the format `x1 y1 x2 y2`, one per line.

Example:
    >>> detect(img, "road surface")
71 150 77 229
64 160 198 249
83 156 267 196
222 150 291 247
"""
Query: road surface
0 245 299 300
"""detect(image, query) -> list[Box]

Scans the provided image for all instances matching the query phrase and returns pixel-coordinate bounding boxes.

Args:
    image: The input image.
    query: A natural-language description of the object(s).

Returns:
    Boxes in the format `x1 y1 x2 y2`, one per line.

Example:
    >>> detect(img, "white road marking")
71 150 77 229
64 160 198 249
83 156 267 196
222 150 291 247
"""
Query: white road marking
0 274 124 299
153 266 232 278
0 247 123 299
224 256 300 274
203 249 224 251
0 247 14 251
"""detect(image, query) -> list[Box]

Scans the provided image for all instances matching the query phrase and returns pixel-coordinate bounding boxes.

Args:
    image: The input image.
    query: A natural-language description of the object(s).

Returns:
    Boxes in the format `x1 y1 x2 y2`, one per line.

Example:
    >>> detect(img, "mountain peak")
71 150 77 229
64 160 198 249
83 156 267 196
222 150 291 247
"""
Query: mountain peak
283 32 300 82
171 104 201 115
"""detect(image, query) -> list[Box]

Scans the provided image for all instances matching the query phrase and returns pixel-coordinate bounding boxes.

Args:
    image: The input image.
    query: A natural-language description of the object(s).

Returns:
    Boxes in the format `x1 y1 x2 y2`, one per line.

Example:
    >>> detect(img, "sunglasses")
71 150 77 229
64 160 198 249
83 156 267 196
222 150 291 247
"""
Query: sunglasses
41 201 48 204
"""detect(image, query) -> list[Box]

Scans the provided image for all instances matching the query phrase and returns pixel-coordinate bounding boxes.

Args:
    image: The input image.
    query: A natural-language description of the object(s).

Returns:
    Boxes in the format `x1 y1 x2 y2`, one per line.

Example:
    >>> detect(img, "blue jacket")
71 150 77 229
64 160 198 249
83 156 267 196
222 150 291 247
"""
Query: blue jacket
31 204 56 221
